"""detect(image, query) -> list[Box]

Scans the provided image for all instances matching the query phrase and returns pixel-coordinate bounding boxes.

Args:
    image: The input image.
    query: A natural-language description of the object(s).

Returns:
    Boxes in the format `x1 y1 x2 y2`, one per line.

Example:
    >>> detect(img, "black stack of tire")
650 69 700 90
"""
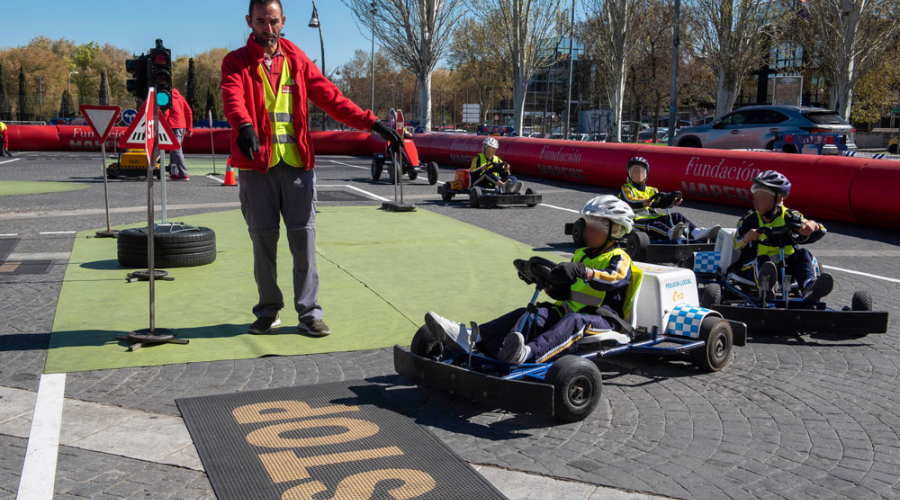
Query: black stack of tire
117 226 217 268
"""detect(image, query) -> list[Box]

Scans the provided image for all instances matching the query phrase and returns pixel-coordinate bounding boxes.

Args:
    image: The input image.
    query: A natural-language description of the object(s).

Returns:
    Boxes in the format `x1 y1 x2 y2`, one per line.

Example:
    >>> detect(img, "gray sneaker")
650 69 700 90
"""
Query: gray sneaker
498 332 528 366
667 222 686 242
299 319 331 337
509 181 523 194
425 311 472 352
249 314 281 335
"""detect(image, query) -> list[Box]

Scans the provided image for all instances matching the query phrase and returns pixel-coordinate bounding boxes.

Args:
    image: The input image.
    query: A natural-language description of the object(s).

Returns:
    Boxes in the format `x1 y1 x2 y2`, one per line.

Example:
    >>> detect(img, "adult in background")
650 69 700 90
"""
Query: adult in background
163 88 193 180
221 0 401 336
0 121 11 157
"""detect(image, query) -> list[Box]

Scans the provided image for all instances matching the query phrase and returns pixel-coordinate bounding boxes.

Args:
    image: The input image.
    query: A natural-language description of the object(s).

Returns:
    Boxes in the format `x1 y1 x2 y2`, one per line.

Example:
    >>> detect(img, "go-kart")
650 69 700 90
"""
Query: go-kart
437 168 542 208
394 255 747 422
565 191 713 266
371 138 439 185
693 226 890 336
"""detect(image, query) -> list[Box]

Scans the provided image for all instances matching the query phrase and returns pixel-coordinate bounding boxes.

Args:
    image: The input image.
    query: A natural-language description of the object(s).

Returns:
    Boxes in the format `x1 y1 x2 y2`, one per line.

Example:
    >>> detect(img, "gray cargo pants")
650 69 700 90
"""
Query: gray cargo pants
238 163 321 323
168 129 188 178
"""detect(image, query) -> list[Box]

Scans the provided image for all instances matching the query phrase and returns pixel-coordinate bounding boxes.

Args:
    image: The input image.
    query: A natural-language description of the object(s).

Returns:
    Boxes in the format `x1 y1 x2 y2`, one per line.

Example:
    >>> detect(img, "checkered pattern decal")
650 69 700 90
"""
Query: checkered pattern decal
665 304 711 339
693 251 721 274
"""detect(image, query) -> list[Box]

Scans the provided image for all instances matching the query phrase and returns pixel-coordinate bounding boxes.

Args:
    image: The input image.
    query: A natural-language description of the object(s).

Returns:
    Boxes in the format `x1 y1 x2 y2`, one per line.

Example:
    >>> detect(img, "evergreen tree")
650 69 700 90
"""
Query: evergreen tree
186 58 200 118
17 66 35 121
205 87 218 120
99 69 110 105
59 90 74 119
0 64 10 121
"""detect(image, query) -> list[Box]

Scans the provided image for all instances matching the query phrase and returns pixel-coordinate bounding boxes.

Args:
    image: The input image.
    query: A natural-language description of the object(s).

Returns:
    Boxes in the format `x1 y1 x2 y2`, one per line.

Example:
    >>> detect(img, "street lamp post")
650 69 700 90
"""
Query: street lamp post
370 1 376 113
667 0 682 146
563 0 576 139
309 2 326 130
67 70 79 118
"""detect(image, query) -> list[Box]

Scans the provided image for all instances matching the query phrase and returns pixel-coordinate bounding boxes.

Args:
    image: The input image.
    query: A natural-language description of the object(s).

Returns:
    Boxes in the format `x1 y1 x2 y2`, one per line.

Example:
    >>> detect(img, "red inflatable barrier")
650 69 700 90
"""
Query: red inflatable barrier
411 134 900 228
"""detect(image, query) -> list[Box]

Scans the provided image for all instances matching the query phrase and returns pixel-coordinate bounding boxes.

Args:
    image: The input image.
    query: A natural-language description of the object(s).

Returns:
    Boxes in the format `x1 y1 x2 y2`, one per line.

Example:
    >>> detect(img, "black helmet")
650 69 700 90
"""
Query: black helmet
752 170 791 199
627 157 649 184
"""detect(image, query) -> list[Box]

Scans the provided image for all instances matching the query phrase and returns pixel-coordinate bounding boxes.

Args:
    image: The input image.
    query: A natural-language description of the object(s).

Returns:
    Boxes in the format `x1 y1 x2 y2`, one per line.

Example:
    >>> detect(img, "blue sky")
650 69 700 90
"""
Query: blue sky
3 0 374 69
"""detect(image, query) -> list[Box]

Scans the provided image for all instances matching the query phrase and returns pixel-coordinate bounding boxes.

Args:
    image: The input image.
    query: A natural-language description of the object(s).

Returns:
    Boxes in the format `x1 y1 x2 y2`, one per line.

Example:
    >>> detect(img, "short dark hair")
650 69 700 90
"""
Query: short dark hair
248 0 283 17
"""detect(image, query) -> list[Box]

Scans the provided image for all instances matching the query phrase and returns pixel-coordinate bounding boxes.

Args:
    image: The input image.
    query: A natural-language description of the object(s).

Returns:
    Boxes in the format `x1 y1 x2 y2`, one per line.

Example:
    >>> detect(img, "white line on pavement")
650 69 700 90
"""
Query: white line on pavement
207 174 225 184
324 159 368 170
0 233 18 237
0 158 21 165
539 203 580 214
39 231 76 235
822 265 900 285
343 184 390 202
16 373 66 500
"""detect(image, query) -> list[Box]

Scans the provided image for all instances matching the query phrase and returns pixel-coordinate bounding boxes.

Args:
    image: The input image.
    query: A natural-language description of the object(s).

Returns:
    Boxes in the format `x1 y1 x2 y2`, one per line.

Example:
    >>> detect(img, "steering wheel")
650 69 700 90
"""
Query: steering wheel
648 191 682 209
514 256 568 290
757 223 805 247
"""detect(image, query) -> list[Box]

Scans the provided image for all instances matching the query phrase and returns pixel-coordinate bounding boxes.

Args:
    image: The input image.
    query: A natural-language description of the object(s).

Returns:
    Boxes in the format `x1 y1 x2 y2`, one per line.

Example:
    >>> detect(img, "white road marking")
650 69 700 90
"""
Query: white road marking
16 373 66 500
0 233 18 237
323 159 369 170
207 174 225 184
39 231 76 235
0 158 21 165
7 252 71 261
343 185 390 202
822 265 900 285
539 203 580 214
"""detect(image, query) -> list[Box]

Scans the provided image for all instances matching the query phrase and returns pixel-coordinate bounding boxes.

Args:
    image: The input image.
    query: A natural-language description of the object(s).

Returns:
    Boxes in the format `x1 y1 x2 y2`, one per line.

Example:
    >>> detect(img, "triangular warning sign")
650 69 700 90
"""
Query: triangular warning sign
80 105 121 142
119 98 181 151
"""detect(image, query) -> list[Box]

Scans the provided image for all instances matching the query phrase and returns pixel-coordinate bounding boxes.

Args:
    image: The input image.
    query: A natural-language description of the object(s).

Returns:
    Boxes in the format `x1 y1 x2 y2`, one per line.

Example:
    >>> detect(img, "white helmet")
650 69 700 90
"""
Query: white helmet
483 137 499 150
580 195 634 239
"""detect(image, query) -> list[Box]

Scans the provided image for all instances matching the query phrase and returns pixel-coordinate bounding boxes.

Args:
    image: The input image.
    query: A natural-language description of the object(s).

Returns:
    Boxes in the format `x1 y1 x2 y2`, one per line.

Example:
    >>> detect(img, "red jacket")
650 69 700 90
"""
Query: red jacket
221 36 377 172
163 89 193 131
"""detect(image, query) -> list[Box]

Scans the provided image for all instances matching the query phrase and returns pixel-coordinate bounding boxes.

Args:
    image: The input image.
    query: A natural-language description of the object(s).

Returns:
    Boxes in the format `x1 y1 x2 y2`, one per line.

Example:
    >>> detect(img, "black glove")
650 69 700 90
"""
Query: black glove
372 120 402 152
237 124 260 161
545 285 571 301
551 262 586 285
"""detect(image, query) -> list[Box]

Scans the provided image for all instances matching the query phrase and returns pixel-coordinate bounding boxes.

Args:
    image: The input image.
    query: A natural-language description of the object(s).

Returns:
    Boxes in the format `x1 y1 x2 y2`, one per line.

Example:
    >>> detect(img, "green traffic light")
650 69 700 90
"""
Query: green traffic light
157 92 171 107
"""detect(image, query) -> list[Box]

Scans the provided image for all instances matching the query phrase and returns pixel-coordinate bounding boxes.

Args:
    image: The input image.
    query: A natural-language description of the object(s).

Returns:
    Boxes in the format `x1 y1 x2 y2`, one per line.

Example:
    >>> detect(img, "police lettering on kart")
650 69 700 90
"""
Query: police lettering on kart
691 170 888 336
438 136 541 208
397 195 744 421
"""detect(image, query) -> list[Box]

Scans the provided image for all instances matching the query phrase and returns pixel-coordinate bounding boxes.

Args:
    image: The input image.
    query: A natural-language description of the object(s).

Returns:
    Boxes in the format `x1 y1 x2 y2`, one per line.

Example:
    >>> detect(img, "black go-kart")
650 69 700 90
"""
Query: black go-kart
438 168 542 209
371 139 439 185
394 255 746 422
693 224 890 337
565 191 713 266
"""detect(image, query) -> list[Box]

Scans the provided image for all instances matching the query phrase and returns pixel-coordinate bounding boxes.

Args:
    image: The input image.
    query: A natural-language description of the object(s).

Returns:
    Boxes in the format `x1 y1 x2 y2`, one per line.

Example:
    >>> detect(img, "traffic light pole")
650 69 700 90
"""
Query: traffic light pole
160 148 167 224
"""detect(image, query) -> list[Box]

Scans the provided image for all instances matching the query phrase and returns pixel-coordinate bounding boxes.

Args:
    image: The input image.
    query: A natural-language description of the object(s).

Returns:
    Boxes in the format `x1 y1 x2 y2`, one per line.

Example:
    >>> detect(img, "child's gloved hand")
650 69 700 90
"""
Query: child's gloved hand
551 262 587 284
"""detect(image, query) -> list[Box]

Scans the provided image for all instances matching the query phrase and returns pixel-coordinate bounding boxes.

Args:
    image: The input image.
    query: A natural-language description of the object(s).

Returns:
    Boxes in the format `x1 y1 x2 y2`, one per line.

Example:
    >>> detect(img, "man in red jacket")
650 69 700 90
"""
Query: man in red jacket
163 88 193 180
222 0 401 336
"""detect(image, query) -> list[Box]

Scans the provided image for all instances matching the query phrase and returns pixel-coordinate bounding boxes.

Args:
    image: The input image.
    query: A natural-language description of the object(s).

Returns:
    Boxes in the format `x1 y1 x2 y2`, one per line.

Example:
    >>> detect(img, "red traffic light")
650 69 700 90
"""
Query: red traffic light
154 53 168 66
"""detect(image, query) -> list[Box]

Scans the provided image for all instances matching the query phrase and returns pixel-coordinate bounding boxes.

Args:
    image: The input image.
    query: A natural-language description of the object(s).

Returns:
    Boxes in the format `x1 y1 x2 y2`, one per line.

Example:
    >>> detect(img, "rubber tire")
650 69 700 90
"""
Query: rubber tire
691 316 733 372
388 161 396 185
571 218 586 248
371 159 383 181
525 187 538 207
782 144 799 154
888 144 898 155
851 290 873 311
117 227 217 268
427 162 439 185
700 284 722 308
545 356 603 422
410 325 442 359
408 167 418 181
469 188 480 208
439 184 454 202
624 231 650 261
678 138 702 148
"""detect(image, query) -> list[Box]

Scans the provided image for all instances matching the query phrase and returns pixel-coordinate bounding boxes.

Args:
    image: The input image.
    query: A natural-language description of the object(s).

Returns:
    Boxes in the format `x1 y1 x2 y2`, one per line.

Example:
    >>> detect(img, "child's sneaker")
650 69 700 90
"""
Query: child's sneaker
691 225 720 241
425 312 472 353
802 274 833 303
498 332 529 366
667 222 686 242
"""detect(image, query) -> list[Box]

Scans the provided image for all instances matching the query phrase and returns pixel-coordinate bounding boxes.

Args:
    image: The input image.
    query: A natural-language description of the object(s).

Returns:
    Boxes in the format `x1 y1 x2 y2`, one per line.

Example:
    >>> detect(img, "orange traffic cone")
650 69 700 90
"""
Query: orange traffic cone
223 157 237 187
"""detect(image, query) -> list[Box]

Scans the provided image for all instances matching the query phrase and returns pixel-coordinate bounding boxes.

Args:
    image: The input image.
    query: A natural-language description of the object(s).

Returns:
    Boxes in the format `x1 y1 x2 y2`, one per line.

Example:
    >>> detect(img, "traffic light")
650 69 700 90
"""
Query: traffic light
148 39 173 111
125 54 148 99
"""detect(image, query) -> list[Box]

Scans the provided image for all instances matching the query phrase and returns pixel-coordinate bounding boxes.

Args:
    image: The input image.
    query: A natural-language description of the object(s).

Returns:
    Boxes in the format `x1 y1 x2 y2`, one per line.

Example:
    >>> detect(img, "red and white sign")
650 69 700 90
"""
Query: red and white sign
396 109 405 135
79 105 121 142
119 88 180 156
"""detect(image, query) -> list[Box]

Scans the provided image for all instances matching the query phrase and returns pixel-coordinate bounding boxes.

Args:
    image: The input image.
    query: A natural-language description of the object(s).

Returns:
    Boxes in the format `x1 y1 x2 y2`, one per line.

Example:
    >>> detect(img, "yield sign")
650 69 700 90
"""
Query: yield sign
80 105 121 142
119 90 181 152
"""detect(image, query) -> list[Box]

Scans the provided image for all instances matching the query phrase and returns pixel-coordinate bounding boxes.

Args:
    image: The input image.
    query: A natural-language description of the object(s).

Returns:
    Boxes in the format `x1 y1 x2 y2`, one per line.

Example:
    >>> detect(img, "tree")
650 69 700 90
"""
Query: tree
342 0 467 130
0 63 10 121
583 0 646 141
17 66 34 121
447 18 511 127
694 0 774 117
98 69 110 105
186 58 200 118
797 0 900 120
59 89 73 119
205 86 218 120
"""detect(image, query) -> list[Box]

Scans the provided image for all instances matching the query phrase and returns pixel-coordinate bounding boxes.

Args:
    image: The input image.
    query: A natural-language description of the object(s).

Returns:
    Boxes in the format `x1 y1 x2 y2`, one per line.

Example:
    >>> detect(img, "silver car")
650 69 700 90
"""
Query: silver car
674 106 857 153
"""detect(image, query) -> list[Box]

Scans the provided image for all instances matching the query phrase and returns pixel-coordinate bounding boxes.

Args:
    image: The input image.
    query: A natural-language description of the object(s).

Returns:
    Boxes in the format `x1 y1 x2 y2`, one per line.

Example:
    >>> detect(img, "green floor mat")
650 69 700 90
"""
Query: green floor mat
0 180 90 197
45 207 558 373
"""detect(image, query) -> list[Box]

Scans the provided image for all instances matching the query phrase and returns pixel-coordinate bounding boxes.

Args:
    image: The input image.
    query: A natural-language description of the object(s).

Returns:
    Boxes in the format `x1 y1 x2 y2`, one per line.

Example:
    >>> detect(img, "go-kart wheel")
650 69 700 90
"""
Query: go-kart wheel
571 218 586 248
700 284 722 308
546 356 603 422
371 159 384 181
851 290 873 311
410 325 442 359
525 187 538 207
153 169 161 180
691 316 733 372
427 162 439 185
469 188 480 208
407 167 418 181
624 231 650 261
439 184 454 202
388 162 396 185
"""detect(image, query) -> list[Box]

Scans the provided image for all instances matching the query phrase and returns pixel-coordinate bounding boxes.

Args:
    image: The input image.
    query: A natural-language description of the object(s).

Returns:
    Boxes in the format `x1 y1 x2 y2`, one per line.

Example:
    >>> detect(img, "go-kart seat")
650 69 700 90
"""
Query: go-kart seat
577 265 643 346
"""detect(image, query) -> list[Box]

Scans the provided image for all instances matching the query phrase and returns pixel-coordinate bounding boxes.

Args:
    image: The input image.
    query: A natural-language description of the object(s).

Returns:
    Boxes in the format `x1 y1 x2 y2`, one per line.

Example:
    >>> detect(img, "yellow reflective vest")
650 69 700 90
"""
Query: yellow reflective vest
258 59 303 169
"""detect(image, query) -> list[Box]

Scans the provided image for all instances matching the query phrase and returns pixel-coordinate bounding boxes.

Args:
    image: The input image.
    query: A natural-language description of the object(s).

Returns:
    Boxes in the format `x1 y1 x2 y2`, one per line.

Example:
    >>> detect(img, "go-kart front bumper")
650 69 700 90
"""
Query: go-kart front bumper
393 345 555 416
708 304 890 335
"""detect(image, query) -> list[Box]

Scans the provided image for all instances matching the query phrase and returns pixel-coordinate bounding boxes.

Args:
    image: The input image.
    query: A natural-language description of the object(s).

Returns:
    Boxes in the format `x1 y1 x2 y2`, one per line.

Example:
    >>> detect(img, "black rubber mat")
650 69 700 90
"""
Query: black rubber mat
0 260 52 275
0 238 18 261
177 381 507 500
318 190 373 203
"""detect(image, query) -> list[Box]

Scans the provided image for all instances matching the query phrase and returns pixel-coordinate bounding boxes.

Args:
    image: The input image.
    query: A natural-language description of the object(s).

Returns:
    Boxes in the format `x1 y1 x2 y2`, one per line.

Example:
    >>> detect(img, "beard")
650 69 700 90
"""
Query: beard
253 32 281 48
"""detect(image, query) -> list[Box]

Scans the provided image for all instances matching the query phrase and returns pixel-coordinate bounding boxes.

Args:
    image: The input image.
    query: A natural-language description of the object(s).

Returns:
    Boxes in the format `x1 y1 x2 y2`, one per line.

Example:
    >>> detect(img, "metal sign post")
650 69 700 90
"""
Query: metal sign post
97 140 117 238
208 110 220 176
80 105 121 238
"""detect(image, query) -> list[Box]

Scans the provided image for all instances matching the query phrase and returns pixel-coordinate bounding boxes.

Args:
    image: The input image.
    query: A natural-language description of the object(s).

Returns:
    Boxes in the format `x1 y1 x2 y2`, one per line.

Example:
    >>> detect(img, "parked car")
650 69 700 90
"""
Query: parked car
674 106 857 152
657 118 692 129
638 127 669 143
568 133 591 141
